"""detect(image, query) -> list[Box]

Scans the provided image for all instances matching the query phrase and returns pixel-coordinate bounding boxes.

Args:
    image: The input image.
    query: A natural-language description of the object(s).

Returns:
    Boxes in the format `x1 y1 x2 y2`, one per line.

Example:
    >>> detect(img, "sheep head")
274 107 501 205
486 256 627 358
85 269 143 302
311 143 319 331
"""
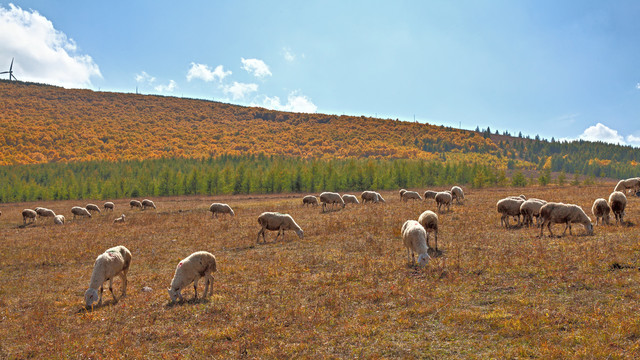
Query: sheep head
417 253 431 267
295 229 304 239
84 288 99 306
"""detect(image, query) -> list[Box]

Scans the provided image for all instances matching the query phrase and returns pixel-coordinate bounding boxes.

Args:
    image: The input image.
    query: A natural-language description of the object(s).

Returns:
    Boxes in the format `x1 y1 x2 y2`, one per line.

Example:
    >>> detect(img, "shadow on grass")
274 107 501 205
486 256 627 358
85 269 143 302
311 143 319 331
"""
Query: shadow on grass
76 299 119 313
165 297 211 308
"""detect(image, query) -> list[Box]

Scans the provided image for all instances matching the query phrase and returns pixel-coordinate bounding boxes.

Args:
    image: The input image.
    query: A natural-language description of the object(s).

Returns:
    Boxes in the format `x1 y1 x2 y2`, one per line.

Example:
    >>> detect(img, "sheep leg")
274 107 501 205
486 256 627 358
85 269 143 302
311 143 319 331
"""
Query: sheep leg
257 228 265 243
108 278 119 303
99 285 104 305
121 271 128 298
547 223 555 237
434 230 438 251
426 232 431 249
193 277 200 299
406 248 411 264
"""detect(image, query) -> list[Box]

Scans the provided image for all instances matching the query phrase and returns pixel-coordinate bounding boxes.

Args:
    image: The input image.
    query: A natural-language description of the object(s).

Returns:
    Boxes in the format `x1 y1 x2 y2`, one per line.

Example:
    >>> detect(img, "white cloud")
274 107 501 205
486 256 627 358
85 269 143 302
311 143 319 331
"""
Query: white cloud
578 123 625 144
626 134 640 144
155 80 176 93
135 71 155 84
259 91 317 113
223 81 258 100
0 4 101 88
186 63 231 82
241 57 272 78
636 83 640 90
283 48 295 62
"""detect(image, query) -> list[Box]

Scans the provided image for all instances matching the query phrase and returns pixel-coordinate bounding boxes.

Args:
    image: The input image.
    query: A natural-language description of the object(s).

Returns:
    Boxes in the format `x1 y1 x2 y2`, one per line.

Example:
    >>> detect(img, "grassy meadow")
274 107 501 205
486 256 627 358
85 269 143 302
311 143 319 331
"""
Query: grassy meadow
0 183 639 358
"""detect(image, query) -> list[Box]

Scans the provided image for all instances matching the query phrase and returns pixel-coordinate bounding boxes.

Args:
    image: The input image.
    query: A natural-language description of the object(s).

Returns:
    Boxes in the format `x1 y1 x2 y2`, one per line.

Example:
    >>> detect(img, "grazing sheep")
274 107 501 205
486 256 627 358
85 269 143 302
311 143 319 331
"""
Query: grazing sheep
257 212 304 243
35 207 56 220
104 202 115 212
53 214 65 225
608 191 627 225
168 251 217 303
451 186 465 204
342 194 360 205
401 191 423 202
86 204 101 215
401 220 431 267
435 191 453 213
130 200 143 210
141 199 156 210
361 190 380 204
423 190 437 200
375 192 386 203
302 195 319 207
418 210 439 250
113 214 126 223
539 202 593 237
591 198 611 226
22 209 37 225
614 178 640 194
520 199 547 227
497 197 525 228
84 246 132 307
209 203 235 217
319 192 345 212
399 189 407 199
71 206 92 219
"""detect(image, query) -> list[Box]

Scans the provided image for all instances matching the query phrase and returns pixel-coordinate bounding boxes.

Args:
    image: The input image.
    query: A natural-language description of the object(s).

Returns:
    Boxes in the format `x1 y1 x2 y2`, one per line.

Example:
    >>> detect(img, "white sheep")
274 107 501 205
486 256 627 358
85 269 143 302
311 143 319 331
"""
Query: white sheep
342 194 360 205
130 200 143 209
53 214 65 225
401 220 431 267
84 245 132 307
614 178 640 194
257 212 304 243
113 214 126 223
209 203 235 217
71 206 92 219
104 202 115 212
608 191 627 225
399 189 407 199
361 190 380 204
401 190 423 202
497 197 525 228
519 198 547 227
374 192 386 203
435 191 452 212
141 199 156 210
302 195 319 207
35 207 56 220
319 192 345 212
168 251 217 303
591 198 611 226
451 186 465 204
423 190 437 200
539 202 593 237
22 209 37 225
86 204 101 215
418 210 439 250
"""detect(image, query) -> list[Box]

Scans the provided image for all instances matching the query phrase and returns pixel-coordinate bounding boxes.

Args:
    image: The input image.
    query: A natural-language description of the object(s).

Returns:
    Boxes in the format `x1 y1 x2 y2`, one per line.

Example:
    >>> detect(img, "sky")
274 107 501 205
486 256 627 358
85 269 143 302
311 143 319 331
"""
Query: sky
1 1 639 146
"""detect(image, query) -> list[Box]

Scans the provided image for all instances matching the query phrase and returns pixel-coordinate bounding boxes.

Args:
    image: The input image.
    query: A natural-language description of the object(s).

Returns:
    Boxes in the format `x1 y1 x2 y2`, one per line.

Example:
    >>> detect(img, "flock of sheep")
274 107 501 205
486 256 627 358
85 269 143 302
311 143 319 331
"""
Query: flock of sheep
496 177 640 238
20 199 157 226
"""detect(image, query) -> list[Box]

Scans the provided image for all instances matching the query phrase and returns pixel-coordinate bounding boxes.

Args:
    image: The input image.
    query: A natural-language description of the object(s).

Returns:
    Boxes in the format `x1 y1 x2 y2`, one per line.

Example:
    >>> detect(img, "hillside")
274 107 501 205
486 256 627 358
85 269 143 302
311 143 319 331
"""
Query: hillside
0 80 501 166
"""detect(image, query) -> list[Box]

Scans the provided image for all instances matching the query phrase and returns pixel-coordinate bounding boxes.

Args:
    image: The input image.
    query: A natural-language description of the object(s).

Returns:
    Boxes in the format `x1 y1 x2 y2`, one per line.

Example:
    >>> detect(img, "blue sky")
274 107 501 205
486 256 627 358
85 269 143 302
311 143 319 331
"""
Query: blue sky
1 1 639 145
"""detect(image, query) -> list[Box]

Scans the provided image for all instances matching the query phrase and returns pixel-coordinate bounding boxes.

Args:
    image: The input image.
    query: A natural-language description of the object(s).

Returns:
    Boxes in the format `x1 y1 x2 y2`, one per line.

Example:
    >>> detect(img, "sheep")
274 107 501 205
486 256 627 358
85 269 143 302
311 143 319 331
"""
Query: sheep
361 190 380 204
103 202 115 212
519 199 547 227
401 220 431 267
209 203 235 217
302 195 319 207
539 202 593 237
256 212 304 243
342 194 360 205
608 191 627 225
401 190 423 202
375 192 386 203
22 209 37 225
35 207 56 220
435 191 452 213
614 178 640 194
451 186 465 204
168 251 217 303
423 190 437 200
86 204 101 215
84 246 132 307
319 192 345 212
497 197 525 228
591 198 611 226
130 200 143 209
71 206 92 219
53 214 65 225
141 199 156 210
418 210 439 250
399 189 407 199
113 214 126 223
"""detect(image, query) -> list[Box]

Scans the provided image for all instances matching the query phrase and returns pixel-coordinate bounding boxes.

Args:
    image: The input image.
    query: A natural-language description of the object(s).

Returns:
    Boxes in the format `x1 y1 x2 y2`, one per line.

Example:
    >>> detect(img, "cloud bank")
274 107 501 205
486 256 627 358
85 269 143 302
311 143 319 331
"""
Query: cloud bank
186 63 231 82
259 91 318 113
578 123 625 144
0 3 101 88
241 58 271 78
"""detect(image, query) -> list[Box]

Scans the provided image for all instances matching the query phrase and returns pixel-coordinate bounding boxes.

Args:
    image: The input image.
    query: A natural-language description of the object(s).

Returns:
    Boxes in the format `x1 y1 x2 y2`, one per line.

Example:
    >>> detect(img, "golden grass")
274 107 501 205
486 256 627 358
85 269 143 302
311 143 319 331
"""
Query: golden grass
0 184 639 358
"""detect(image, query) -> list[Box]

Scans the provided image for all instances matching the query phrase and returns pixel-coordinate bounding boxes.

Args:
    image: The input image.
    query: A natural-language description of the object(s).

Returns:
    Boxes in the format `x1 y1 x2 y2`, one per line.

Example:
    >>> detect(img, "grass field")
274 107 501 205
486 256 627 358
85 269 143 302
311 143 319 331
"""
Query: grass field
0 183 639 358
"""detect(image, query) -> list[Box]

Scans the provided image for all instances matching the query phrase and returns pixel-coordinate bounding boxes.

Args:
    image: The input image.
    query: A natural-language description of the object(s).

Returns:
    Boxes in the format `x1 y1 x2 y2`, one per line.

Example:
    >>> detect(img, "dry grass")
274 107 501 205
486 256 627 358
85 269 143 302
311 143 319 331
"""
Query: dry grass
1 184 639 358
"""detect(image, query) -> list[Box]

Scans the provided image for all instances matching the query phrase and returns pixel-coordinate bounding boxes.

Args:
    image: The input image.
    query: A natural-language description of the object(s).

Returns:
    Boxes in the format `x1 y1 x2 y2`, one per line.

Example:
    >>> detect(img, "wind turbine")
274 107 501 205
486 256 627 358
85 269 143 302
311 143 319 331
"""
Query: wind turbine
1 58 18 81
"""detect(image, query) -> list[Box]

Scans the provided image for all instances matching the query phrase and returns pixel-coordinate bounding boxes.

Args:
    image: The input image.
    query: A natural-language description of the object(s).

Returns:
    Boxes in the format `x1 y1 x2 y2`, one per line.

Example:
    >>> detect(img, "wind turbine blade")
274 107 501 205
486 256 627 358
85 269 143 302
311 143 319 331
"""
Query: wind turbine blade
10 57 14 71
0 71 8 74
11 75 17 81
